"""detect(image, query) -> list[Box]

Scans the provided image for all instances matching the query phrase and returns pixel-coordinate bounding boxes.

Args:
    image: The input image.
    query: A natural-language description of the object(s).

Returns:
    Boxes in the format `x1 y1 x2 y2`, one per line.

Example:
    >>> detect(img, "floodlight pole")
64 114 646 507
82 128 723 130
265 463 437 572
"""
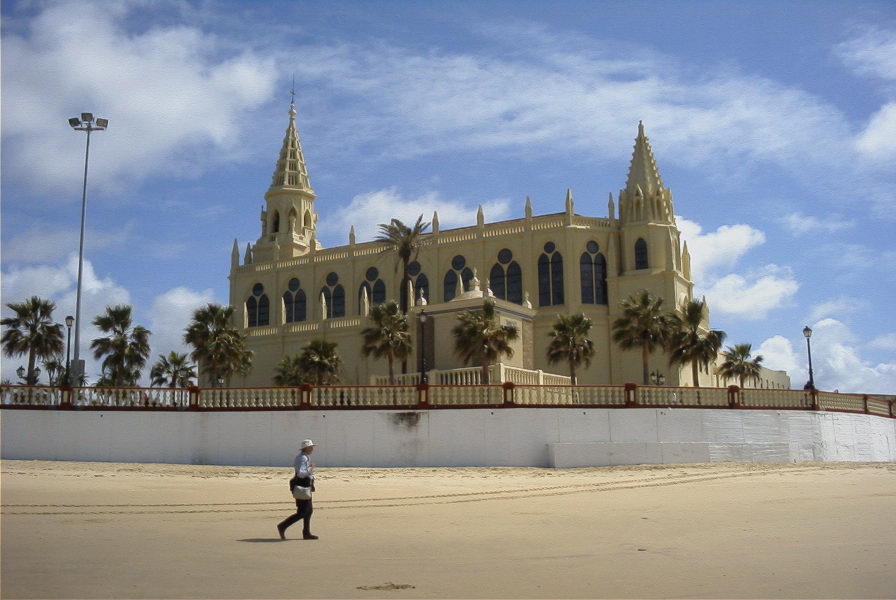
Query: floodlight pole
69 113 107 383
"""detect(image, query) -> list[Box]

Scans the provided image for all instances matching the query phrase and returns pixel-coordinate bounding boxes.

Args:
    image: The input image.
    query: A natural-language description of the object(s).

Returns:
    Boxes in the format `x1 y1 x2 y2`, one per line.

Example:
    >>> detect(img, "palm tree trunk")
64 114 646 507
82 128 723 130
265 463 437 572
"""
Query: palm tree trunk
569 360 577 386
692 362 700 387
641 345 650 385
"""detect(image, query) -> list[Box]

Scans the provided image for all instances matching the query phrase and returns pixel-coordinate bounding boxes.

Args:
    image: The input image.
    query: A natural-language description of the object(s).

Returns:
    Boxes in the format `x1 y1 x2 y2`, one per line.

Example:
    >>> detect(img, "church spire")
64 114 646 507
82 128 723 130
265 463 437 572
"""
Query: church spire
618 121 674 225
252 97 320 261
269 101 314 194
624 121 664 197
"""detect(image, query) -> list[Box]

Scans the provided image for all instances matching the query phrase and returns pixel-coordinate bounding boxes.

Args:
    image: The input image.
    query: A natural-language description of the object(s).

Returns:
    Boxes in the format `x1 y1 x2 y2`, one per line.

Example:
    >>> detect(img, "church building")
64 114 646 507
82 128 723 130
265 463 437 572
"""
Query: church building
228 102 787 389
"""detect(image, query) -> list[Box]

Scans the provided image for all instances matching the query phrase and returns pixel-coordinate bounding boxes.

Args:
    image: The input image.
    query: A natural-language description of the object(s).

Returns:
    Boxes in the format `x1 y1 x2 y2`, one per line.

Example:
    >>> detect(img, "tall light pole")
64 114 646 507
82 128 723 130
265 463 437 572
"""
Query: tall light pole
69 113 108 384
65 315 74 385
802 325 815 390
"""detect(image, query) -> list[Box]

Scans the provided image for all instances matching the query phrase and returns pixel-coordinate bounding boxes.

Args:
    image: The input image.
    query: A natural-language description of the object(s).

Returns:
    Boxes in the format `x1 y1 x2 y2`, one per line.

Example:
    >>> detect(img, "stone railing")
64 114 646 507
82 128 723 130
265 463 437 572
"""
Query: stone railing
371 365 571 387
1 384 892 418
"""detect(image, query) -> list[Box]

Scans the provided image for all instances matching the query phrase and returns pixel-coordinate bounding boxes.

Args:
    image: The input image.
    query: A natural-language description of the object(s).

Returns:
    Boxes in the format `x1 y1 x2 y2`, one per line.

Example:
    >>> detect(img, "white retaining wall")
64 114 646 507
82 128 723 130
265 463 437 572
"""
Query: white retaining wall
2 408 894 467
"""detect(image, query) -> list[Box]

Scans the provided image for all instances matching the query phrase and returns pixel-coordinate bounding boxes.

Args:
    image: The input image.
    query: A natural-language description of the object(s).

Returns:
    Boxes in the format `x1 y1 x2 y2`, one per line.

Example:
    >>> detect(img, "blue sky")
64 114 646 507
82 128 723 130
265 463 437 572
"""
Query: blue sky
2 0 895 393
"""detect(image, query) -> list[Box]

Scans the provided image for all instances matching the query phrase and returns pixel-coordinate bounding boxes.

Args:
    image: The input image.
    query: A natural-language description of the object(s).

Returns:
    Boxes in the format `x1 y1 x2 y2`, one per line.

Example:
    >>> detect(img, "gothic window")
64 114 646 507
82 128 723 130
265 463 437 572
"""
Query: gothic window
272 211 280 234
538 241 564 307
490 248 523 304
635 238 648 269
443 255 474 302
320 272 345 318
284 277 306 323
247 283 270 327
408 261 429 305
580 241 608 305
359 266 387 312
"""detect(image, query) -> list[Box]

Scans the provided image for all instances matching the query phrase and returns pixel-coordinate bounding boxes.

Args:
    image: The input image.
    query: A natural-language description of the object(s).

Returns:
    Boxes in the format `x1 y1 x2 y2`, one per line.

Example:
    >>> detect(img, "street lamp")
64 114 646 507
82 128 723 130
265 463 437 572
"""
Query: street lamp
803 325 815 390
650 371 665 386
17 365 41 385
419 310 428 384
65 315 74 385
69 113 107 385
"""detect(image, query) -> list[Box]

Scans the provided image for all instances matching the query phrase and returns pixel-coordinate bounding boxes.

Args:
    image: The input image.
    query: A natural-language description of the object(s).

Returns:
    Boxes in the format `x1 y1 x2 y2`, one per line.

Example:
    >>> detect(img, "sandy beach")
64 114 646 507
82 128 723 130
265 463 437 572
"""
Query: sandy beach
1 460 894 599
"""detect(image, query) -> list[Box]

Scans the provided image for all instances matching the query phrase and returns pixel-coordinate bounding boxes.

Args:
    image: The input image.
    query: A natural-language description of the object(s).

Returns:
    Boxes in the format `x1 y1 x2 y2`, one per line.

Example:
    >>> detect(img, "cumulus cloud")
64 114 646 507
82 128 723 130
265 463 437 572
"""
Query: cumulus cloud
678 217 766 282
700 266 799 320
676 217 795 320
2 0 278 197
324 187 512 245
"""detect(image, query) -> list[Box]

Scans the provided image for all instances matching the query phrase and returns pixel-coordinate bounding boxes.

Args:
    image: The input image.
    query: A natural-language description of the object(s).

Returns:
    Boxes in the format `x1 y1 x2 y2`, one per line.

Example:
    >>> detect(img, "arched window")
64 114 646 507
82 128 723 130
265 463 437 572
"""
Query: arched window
490 248 523 304
272 211 280 234
635 238 648 270
409 261 430 305
538 242 564 306
359 267 387 312
247 283 270 327
443 255 474 302
284 277 306 323
580 241 608 305
320 272 345 318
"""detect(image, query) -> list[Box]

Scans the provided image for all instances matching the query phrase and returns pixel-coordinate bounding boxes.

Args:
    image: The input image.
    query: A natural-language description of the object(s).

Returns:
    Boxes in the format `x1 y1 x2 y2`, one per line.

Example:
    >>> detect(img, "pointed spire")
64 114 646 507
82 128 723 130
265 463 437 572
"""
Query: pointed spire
477 205 484 227
525 196 532 218
625 121 664 198
269 102 314 193
619 121 674 225
565 188 574 214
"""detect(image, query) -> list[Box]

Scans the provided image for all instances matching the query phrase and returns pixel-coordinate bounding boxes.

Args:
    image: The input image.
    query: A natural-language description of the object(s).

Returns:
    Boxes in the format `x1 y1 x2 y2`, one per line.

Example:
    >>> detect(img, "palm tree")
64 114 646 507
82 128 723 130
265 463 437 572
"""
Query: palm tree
1 296 64 385
668 299 726 387
273 354 305 386
375 215 430 314
184 304 253 387
360 301 412 384
547 313 596 385
91 305 152 386
718 343 764 388
297 339 341 385
612 290 676 385
452 299 519 384
150 351 196 388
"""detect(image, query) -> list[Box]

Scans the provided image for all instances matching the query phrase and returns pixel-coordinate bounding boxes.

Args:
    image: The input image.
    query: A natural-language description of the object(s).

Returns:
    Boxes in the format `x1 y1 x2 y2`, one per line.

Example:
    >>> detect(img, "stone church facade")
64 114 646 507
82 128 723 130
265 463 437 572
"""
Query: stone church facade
228 102 788 389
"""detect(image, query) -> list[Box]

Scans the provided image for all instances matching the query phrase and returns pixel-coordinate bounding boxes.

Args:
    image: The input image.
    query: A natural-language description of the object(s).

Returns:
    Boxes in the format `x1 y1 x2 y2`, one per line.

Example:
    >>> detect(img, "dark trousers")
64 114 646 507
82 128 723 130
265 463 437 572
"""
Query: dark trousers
278 498 313 535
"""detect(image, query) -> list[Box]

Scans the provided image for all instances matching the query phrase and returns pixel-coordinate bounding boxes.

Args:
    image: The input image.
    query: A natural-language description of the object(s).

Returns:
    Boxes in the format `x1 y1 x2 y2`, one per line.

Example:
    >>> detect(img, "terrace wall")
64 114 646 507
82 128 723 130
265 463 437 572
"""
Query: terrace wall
2 406 894 467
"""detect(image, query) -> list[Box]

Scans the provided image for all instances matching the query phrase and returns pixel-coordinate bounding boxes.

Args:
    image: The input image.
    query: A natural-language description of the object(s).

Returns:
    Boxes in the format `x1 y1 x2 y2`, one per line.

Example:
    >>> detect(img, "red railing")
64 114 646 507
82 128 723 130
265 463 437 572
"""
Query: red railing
1 383 893 418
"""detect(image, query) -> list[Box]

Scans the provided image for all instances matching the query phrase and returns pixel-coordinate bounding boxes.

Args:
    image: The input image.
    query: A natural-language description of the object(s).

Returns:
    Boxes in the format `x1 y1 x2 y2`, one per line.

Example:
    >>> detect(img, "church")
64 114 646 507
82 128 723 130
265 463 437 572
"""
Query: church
228 101 788 389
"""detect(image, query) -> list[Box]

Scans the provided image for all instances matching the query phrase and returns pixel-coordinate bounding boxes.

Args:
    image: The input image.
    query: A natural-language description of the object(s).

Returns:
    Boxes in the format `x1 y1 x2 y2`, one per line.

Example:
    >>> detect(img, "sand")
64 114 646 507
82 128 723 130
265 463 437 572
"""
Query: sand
1 459 894 599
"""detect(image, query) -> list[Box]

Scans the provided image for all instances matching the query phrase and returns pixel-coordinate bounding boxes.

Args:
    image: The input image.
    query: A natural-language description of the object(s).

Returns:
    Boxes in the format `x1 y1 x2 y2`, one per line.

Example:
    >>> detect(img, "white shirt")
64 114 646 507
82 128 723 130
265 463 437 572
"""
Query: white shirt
294 452 314 480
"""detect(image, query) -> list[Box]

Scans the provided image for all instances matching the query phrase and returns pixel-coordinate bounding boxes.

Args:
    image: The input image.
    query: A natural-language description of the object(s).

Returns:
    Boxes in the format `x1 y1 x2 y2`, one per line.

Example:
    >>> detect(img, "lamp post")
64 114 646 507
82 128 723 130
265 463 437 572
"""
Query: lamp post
17 365 41 385
650 371 665 386
802 325 815 390
65 315 74 385
68 113 108 385
419 310 428 384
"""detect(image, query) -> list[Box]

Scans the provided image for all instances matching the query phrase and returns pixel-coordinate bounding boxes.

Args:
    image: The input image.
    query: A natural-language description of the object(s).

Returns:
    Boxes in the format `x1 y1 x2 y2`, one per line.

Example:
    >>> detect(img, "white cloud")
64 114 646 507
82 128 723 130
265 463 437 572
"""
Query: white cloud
2 0 278 197
780 212 854 236
701 266 799 320
1 255 131 384
808 297 869 323
869 333 896 351
756 335 801 379
325 187 511 245
855 102 896 162
143 286 218 384
678 217 765 282
836 27 896 82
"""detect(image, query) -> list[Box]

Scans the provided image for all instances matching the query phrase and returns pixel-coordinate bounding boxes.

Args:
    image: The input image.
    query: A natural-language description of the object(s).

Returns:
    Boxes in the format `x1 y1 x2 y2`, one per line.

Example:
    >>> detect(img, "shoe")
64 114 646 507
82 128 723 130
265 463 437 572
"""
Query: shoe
277 524 286 540
303 533 319 540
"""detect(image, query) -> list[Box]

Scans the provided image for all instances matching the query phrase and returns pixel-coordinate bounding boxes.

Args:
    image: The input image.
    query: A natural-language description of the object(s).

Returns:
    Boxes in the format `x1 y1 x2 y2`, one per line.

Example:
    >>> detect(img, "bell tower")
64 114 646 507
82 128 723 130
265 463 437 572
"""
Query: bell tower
252 99 320 262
